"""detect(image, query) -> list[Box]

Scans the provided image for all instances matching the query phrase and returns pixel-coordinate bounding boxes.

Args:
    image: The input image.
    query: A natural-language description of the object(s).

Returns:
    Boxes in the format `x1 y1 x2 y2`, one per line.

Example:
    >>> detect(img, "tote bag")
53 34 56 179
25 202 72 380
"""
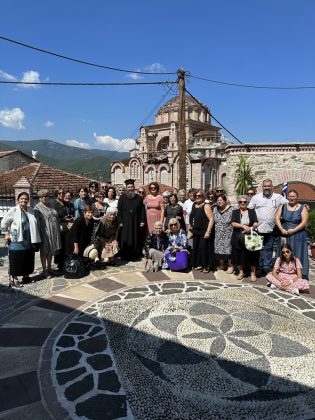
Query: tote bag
244 228 263 251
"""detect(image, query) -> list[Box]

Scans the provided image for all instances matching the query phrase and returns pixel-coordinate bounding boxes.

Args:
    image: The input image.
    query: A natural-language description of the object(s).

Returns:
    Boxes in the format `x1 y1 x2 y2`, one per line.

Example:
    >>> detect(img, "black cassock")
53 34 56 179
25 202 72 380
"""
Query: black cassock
117 194 146 260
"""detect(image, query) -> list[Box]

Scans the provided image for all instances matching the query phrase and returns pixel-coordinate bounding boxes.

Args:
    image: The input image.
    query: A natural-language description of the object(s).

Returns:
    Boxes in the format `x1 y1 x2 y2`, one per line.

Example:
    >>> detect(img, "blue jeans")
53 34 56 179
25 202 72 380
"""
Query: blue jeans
261 230 280 273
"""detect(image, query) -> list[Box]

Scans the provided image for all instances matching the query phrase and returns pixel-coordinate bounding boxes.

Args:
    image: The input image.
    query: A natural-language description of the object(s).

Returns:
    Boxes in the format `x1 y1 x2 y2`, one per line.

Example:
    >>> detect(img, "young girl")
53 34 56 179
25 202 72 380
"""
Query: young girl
266 243 310 295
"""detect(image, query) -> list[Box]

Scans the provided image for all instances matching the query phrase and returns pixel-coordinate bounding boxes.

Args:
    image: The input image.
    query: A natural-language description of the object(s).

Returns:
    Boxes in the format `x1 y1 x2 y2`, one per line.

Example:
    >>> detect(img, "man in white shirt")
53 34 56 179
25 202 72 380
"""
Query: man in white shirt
248 179 288 274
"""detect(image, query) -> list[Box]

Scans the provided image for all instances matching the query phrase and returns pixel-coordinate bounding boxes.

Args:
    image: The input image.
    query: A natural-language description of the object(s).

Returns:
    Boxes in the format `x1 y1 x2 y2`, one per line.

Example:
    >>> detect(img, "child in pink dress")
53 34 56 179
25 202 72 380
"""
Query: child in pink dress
266 243 310 296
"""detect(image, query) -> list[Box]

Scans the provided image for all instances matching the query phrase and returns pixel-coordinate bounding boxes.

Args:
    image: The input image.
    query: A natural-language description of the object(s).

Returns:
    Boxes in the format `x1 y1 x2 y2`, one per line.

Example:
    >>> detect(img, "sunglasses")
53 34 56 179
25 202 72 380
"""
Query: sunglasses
196 194 202 198
247 192 254 196
41 195 48 198
138 191 145 194
216 189 224 192
239 201 247 204
282 250 291 255
170 223 177 227
150 186 157 189
208 196 214 199
58 192 64 195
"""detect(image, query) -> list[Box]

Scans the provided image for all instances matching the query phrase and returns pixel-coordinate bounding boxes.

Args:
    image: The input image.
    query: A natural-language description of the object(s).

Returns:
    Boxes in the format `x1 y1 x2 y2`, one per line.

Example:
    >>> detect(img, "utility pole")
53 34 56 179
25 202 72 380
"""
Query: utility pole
177 68 186 190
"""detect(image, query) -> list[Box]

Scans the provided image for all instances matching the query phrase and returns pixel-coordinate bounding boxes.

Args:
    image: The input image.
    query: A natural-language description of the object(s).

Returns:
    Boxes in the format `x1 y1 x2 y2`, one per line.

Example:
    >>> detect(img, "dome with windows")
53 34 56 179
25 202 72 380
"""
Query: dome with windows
155 95 211 124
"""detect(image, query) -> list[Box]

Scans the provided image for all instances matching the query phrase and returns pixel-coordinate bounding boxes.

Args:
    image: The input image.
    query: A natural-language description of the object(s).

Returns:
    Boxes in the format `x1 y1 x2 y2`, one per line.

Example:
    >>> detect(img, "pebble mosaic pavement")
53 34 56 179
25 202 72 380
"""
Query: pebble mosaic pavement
0 243 315 419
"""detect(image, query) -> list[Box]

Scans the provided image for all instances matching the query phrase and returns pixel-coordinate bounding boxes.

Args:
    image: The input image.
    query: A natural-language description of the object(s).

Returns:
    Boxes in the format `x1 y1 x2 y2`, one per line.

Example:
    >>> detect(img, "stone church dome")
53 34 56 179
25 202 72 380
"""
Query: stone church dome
158 95 208 114
156 95 210 124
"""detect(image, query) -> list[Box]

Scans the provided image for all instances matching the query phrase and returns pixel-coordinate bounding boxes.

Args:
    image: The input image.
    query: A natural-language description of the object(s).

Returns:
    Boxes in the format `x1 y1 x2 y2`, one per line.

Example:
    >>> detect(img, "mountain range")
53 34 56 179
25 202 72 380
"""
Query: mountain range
0 139 129 181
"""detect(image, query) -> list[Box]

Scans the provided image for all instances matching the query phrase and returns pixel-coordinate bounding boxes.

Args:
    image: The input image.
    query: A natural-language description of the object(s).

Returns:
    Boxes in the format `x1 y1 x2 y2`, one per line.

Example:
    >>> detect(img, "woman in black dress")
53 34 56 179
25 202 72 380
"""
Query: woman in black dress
189 190 214 272
163 193 185 231
65 206 94 257
231 195 259 281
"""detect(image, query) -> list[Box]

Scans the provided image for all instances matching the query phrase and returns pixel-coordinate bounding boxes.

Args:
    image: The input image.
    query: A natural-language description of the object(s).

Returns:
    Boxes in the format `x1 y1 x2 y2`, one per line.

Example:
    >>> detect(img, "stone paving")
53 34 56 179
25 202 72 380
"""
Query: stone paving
0 242 315 419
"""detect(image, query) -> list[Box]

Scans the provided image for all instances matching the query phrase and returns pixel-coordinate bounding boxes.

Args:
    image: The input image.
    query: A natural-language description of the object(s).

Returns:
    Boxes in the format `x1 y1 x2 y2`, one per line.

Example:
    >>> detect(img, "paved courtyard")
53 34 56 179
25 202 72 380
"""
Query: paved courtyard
0 243 315 419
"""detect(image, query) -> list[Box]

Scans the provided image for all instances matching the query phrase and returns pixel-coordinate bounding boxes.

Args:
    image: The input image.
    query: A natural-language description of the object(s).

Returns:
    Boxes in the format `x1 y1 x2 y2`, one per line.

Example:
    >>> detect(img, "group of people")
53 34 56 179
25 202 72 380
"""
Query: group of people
0 178 311 295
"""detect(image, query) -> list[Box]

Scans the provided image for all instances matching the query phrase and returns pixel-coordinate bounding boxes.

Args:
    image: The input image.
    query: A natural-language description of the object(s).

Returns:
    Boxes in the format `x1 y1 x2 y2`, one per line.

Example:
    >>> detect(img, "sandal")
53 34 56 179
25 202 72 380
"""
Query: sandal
237 273 244 281
193 266 203 271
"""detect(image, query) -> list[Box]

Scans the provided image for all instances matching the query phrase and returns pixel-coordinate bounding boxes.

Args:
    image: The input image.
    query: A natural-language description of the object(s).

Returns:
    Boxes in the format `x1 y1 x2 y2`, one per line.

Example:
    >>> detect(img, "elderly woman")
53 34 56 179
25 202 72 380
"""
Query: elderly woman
94 207 119 263
53 188 69 271
164 218 188 270
74 187 89 219
65 206 94 257
189 190 214 272
213 194 234 271
34 189 62 278
144 182 164 232
1 192 41 287
143 221 168 271
231 195 259 281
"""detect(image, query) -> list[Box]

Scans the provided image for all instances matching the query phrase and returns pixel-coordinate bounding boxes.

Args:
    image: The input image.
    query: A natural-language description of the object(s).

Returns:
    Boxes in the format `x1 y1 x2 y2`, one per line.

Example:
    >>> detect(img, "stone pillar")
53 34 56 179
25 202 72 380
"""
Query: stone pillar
13 176 33 206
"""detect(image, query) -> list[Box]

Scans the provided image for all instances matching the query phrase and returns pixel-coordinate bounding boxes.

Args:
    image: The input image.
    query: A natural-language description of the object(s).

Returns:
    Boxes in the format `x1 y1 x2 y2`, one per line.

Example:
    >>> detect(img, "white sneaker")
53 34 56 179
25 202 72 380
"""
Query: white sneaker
291 288 299 296
270 284 277 289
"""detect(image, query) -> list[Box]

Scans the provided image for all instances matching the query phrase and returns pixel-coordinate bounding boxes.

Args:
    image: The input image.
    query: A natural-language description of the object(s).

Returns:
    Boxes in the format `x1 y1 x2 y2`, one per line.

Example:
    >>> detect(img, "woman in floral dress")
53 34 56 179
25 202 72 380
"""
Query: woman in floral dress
213 194 234 271
266 243 310 296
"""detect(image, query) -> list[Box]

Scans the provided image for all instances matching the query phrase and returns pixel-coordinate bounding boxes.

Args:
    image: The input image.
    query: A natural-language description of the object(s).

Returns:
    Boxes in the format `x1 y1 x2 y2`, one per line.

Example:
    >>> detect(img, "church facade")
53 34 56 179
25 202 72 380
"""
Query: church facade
111 95 315 201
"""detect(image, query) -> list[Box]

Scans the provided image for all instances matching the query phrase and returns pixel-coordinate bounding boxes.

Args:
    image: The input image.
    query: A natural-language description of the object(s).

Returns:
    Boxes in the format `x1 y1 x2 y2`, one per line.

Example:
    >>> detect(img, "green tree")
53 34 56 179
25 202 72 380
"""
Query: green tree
234 155 256 195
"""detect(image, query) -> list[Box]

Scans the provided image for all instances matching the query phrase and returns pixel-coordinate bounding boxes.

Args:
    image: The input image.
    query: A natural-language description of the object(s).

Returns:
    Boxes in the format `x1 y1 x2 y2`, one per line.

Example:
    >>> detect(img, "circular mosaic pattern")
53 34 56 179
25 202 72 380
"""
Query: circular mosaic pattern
50 284 315 420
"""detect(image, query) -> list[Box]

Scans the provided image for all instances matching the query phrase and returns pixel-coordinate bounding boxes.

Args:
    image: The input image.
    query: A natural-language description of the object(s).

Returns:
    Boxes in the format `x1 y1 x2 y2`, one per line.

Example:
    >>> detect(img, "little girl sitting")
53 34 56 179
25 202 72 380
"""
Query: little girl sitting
266 243 310 296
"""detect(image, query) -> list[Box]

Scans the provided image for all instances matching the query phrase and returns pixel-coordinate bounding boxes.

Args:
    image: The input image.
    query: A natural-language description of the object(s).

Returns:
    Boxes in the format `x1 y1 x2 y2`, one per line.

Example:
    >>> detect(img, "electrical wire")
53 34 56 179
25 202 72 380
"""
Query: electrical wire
109 82 177 158
0 80 176 86
185 88 243 144
0 35 176 75
190 74 315 90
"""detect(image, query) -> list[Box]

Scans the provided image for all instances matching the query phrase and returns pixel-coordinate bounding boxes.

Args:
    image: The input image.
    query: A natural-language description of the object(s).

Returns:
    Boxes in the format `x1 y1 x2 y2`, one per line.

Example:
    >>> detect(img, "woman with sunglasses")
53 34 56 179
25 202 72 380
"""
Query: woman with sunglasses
144 182 164 232
266 243 309 295
34 189 62 278
213 194 233 272
189 190 214 272
231 195 259 281
164 218 188 270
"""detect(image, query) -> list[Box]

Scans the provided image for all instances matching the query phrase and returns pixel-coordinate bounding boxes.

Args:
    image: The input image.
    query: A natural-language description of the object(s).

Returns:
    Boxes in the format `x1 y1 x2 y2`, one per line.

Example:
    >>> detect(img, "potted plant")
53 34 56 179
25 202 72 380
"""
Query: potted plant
307 209 315 259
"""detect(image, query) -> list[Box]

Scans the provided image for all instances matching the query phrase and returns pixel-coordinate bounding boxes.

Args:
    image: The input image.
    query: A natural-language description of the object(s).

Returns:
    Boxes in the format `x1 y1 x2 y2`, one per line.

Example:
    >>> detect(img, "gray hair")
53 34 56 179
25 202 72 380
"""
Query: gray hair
237 195 249 202
37 189 49 198
154 221 163 228
162 191 171 197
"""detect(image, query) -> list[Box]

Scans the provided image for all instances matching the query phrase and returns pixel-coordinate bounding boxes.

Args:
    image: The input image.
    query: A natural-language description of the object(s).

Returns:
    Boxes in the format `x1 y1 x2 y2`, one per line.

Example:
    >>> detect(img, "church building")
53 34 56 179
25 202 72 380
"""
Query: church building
111 95 315 202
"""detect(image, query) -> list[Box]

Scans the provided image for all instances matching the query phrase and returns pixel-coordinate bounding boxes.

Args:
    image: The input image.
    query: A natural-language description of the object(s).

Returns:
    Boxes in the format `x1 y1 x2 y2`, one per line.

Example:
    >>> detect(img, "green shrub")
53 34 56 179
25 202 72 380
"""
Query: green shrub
307 209 315 243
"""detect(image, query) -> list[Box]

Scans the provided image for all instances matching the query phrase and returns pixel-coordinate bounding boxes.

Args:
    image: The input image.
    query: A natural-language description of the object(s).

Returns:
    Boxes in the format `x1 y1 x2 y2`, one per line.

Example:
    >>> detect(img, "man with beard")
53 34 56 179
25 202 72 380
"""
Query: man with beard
248 179 288 275
117 179 146 261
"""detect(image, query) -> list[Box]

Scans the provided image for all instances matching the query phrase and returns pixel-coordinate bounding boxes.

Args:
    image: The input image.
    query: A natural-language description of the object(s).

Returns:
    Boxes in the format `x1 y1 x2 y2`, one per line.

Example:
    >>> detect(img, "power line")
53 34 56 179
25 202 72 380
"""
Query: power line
185 88 243 144
0 80 176 86
0 35 176 75
190 74 315 90
109 82 177 158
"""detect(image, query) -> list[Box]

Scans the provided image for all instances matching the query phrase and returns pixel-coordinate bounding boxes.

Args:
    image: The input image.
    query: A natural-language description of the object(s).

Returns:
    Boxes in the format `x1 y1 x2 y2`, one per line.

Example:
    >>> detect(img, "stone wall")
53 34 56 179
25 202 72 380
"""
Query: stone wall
224 144 315 201
0 152 35 172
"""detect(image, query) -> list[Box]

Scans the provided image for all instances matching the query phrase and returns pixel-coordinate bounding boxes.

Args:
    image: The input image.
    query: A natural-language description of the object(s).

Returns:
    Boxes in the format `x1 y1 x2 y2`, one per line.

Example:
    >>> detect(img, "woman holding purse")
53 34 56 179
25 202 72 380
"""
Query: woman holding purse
230 195 259 281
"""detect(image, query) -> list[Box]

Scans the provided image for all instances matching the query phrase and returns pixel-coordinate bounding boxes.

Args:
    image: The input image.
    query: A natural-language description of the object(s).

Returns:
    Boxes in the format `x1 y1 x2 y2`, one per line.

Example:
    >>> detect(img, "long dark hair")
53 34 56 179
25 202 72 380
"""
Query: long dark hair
280 243 296 266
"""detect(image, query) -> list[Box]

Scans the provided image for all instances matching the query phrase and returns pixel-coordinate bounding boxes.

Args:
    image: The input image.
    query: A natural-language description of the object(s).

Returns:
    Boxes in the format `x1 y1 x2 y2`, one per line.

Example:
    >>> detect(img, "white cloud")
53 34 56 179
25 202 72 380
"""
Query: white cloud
66 139 91 149
44 120 54 128
144 62 166 73
20 70 41 88
93 133 135 152
0 107 25 130
127 70 143 80
0 70 17 82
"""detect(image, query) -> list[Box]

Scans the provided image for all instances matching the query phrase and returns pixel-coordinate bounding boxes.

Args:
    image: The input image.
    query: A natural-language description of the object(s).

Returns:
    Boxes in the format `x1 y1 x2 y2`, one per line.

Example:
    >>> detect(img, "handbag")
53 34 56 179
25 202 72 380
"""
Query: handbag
244 228 263 251
165 250 188 271
63 254 88 279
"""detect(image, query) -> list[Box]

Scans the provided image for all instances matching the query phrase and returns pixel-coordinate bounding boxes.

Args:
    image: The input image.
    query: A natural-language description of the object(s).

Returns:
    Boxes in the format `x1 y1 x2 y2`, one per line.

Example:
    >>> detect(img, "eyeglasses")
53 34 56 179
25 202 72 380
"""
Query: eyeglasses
282 250 291 255
196 194 202 198
238 201 247 204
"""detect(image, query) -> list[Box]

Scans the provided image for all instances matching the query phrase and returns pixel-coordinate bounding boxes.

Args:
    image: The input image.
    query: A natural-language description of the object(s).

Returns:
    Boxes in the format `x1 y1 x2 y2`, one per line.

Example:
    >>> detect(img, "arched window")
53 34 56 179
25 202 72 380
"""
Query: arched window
130 162 139 179
148 168 155 183
160 168 168 184
157 137 169 151
114 167 122 185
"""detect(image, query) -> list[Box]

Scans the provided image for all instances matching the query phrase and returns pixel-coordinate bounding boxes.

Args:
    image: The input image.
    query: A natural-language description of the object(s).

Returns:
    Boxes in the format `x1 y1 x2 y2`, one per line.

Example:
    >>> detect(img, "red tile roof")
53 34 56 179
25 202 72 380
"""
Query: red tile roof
0 162 91 193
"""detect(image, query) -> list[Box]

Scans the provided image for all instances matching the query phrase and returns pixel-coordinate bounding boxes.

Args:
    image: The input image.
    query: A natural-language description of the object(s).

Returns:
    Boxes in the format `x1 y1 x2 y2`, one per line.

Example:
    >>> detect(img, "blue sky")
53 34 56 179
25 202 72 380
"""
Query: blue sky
1 0 315 151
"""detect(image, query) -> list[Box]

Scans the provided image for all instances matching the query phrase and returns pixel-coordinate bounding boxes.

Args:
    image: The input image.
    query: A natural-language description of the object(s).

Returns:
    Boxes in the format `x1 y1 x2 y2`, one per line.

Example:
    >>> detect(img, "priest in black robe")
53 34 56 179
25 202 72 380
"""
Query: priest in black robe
117 179 146 260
